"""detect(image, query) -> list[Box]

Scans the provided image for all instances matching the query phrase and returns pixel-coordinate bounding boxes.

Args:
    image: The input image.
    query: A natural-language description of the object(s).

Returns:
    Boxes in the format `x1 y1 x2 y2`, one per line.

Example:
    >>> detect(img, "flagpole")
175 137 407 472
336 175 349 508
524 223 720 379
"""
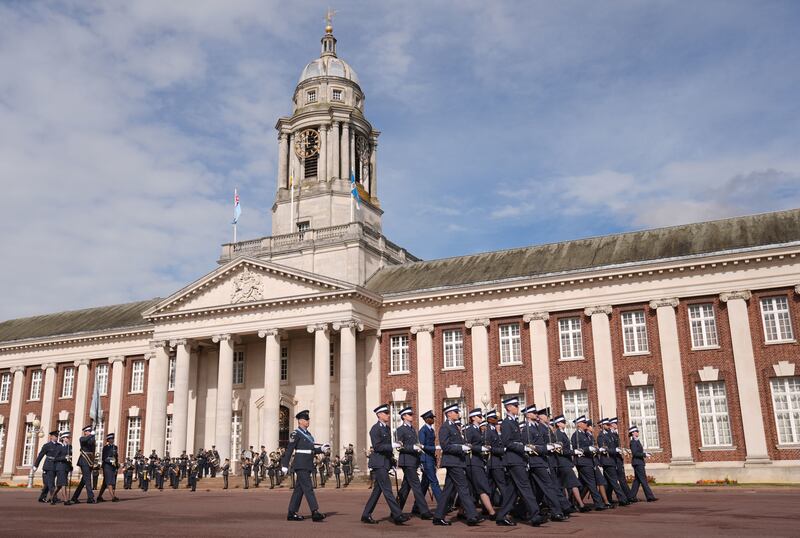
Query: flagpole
290 165 295 232
350 166 355 223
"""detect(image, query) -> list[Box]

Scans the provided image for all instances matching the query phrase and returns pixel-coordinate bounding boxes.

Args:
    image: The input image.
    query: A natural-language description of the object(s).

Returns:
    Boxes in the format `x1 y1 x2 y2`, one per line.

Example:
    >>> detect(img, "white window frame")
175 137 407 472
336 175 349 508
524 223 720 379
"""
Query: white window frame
22 423 36 466
390 335 410 374
562 389 589 438
57 419 70 435
688 303 719 349
442 397 467 422
760 296 795 343
130 360 145 393
332 88 343 101
95 363 109 396
0 373 11 403
442 330 464 369
696 381 733 447
126 417 141 459
627 385 660 449
389 401 408 442
168 357 176 391
94 419 105 459
499 323 522 364
165 414 173 455
61 367 74 399
29 370 42 401
770 376 800 445
306 89 317 103
621 310 649 355
231 412 243 464
558 317 584 360
233 350 245 386
280 346 288 383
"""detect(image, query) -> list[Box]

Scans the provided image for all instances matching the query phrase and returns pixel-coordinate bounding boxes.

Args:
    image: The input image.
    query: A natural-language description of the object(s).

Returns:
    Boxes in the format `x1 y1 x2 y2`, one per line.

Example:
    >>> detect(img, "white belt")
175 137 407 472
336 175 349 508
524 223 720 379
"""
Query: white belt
295 449 312 454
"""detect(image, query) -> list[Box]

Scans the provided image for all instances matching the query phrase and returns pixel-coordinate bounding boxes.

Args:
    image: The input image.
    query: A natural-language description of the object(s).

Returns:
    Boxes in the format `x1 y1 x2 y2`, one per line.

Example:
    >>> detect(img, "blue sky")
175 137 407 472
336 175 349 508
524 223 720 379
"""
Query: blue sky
1 1 800 319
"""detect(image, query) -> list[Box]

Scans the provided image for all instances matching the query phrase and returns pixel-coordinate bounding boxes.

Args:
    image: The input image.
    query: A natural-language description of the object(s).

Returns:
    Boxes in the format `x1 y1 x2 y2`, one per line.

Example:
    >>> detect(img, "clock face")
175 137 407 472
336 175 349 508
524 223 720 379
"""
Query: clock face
356 135 370 160
294 129 320 158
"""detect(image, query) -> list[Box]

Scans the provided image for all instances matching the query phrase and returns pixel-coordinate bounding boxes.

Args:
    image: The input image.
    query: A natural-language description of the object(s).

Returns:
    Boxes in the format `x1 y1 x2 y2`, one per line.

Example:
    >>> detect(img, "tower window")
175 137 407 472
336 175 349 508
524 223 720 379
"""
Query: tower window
306 90 317 103
332 89 342 101
297 221 310 233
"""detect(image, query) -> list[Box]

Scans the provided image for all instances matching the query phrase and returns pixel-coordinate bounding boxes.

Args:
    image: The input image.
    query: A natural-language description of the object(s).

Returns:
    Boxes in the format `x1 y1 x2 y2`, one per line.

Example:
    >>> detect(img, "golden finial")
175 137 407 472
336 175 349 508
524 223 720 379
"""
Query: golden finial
325 7 336 34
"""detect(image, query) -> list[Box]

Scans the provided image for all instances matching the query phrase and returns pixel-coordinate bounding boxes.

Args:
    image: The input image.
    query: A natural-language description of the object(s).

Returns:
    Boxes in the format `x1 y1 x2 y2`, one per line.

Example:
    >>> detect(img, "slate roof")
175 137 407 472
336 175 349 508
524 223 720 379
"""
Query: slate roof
365 208 800 296
0 298 160 344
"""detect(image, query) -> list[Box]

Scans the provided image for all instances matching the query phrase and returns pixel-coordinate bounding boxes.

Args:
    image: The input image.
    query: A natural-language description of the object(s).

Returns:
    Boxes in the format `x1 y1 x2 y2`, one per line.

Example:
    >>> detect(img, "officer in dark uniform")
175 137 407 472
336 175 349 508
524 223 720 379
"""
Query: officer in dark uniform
242 456 252 489
188 455 199 492
122 458 134 489
210 445 220 477
342 445 353 487
521 406 568 521
221 458 230 489
536 407 574 516
609 418 635 502
464 408 496 519
179 451 188 482
53 431 73 505
588 419 612 508
418 410 442 502
431 403 480 526
332 455 342 488
394 406 433 519
484 410 512 523
97 433 120 502
598 418 630 505
629 426 658 502
70 425 97 504
281 410 328 522
34 430 60 503
552 415 590 512
497 397 545 527
361 404 408 525
571 416 606 510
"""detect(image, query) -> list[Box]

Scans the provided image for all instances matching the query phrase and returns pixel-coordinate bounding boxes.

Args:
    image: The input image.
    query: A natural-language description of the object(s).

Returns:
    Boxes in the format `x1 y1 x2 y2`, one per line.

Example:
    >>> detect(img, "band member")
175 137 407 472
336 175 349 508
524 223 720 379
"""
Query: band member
464 408 496 519
281 410 328 522
394 406 433 519
342 445 353 487
571 416 606 510
52 431 73 505
629 426 658 502
609 418 635 502
70 425 97 504
332 456 342 488
552 415 591 512
497 397 545 527
242 457 252 489
222 458 230 489
33 430 60 503
598 418 630 506
432 403 480 526
97 433 120 502
210 445 220 478
417 410 442 502
361 404 408 525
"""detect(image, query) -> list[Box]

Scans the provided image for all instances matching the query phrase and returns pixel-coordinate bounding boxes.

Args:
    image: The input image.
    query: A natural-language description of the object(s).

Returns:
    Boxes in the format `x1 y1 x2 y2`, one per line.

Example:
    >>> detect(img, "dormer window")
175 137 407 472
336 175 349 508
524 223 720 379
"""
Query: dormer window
332 89 342 101
306 90 317 104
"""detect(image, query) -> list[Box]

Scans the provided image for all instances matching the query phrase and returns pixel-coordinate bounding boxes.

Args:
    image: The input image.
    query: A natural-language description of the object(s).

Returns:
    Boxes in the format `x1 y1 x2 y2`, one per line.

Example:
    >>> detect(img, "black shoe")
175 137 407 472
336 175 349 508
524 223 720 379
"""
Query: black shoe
419 513 434 520
647 497 659 502
64 500 74 506
392 516 408 525
432 518 451 526
311 511 326 522
605 503 615 509
594 505 607 511
579 505 592 513
96 497 105 503
86 499 96 504
564 506 576 515
496 517 516 526
618 500 630 506
466 518 481 526
530 515 546 527
69 499 80 504
287 513 305 521
111 497 119 503
628 498 639 503
38 498 48 503
361 516 378 524
551 513 568 522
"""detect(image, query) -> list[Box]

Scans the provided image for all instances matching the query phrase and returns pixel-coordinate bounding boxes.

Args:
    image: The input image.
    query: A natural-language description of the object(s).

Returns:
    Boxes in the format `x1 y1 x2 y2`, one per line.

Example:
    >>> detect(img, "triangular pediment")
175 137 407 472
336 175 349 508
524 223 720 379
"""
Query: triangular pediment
144 258 352 317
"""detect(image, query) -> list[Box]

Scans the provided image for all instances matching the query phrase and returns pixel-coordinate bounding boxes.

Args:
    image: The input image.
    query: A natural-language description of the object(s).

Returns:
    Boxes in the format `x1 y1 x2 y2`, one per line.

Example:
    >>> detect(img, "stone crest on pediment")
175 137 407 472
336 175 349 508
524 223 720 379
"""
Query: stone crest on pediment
230 267 264 303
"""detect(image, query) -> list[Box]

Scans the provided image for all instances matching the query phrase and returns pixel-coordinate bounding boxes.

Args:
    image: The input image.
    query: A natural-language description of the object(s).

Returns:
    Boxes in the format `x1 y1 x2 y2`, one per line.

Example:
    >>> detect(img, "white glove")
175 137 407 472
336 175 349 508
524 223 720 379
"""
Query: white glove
392 442 401 449
588 446 597 453
31 466 37 472
546 444 554 451
435 445 441 451
616 448 622 454
281 466 288 474
414 443 423 453
461 445 471 453
321 443 330 451
481 446 490 453
574 449 584 457
599 447 608 454
524 446 534 454
645 452 652 458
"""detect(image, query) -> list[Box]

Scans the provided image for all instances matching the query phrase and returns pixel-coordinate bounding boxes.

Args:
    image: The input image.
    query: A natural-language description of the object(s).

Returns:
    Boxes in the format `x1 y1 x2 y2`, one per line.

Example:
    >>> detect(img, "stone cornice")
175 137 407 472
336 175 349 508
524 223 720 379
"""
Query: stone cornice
584 305 613 317
332 319 364 331
719 290 752 303
464 318 490 329
306 323 329 333
410 325 434 335
73 359 90 368
649 298 680 309
0 327 153 354
523 312 550 323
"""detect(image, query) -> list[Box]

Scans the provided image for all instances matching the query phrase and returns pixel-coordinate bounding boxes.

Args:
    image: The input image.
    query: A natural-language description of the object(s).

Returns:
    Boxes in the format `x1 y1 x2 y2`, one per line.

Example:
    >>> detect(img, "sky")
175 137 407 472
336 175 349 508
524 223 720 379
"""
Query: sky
2 0 800 320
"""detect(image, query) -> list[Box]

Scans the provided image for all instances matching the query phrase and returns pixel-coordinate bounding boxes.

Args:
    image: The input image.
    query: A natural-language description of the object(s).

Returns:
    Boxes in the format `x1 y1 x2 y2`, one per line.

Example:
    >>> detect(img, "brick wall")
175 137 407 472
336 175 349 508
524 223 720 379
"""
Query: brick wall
487 316 533 407
16 367 44 469
0 368 11 465
119 356 148 460
433 323 474 412
549 309 598 418
380 329 418 412
51 362 77 434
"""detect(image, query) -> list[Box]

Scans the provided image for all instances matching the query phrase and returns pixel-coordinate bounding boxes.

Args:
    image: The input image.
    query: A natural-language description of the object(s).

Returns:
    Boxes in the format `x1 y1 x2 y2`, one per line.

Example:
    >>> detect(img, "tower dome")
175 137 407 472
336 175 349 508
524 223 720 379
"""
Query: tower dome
299 56 360 85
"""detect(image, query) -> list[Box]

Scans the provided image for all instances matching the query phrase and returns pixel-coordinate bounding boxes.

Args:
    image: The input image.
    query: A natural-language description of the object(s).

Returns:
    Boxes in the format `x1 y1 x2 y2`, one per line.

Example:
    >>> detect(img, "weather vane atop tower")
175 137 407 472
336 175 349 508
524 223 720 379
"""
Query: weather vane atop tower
325 7 336 34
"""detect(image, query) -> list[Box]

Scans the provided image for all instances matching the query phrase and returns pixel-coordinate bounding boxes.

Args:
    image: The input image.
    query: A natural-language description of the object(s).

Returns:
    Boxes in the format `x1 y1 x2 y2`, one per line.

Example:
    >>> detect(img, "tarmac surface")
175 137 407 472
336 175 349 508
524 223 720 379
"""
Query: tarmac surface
1 484 799 537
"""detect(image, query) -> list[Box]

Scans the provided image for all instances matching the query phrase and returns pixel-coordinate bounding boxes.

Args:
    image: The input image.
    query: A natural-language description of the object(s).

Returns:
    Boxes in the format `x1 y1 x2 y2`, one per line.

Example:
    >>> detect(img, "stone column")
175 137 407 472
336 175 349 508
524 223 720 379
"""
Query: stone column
278 132 289 189
72 359 90 464
186 347 200 454
649 298 693 464
307 324 331 440
1 366 25 477
258 329 281 450
720 291 770 463
334 320 363 449
289 133 300 184
38 363 57 454
369 138 378 198
466 319 491 409
170 339 192 456
331 121 340 180
349 128 355 179
319 124 328 182
364 331 381 460
213 334 235 463
340 122 350 179
585 305 617 416
411 325 435 424
106 356 125 437
524 312 552 408
145 342 169 454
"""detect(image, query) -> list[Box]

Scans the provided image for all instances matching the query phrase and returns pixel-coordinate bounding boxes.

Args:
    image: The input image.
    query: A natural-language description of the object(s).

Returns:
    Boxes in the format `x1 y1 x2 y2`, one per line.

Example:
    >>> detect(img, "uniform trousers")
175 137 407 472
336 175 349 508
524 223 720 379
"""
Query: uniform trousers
489 467 514 516
528 465 565 515
71 462 95 502
223 474 229 489
498 465 540 520
630 464 655 501
362 467 402 519
614 458 634 501
396 465 430 515
602 462 627 502
433 467 478 520
419 459 442 501
123 472 132 489
576 463 603 505
39 471 54 501
289 469 319 513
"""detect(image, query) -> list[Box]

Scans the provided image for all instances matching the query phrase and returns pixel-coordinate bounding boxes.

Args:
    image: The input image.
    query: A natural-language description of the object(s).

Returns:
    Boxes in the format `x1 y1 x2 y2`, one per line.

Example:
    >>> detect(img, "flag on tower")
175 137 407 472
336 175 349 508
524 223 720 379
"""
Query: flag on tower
350 167 361 210
233 188 241 224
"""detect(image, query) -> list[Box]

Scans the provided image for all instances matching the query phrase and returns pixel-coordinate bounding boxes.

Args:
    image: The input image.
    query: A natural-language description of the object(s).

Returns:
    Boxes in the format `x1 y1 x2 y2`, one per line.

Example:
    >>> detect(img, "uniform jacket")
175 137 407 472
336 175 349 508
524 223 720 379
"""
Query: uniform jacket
611 430 625 461
281 427 323 471
438 420 468 468
367 421 394 469
55 443 72 472
395 422 421 467
221 462 230 476
500 415 527 466
102 444 119 468
485 425 505 470
34 440 59 472
463 424 486 467
521 421 549 468
418 423 437 464
78 434 96 466
555 428 577 468
630 438 647 466
597 429 616 466
571 429 596 467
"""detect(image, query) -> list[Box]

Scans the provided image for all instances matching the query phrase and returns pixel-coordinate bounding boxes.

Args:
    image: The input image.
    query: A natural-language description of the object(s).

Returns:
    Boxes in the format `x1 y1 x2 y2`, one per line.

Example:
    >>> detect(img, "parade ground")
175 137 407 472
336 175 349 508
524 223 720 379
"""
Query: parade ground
1 485 799 537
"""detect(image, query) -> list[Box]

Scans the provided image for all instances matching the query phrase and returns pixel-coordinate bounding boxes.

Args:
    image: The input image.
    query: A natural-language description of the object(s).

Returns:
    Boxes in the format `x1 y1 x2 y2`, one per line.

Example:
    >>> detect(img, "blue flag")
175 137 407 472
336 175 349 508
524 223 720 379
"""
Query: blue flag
350 168 361 209
233 188 241 224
